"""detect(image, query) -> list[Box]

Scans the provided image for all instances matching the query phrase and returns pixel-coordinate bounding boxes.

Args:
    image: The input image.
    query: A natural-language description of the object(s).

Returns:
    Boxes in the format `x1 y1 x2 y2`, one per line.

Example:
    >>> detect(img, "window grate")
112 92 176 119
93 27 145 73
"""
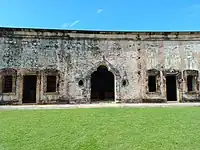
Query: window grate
46 75 57 92
3 75 13 93
148 75 156 92
187 75 194 92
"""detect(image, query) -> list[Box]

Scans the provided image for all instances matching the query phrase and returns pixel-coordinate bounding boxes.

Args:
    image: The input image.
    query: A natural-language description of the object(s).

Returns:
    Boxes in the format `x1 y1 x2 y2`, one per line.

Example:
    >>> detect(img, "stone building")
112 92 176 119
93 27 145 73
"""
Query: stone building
0 27 199 104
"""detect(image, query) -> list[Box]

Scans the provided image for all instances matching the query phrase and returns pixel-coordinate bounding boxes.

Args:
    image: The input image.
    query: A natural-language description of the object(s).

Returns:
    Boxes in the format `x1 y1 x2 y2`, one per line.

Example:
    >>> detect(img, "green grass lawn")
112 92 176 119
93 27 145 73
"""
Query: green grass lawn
0 107 200 150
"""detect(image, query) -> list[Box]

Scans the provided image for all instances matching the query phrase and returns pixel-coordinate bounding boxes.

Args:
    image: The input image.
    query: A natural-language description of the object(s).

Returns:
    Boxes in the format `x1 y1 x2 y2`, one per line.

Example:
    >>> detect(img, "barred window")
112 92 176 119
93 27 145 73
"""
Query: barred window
187 75 195 92
46 75 57 92
148 75 156 92
3 75 13 93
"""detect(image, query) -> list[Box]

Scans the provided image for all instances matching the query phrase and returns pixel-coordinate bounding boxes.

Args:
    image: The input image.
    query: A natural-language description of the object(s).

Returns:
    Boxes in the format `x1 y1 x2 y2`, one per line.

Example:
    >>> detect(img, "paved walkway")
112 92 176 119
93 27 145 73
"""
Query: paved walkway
0 103 200 110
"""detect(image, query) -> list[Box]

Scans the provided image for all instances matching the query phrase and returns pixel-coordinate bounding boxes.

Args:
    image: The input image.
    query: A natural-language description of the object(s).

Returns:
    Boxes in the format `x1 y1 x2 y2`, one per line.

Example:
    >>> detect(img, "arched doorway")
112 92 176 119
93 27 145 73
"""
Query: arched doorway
91 65 115 102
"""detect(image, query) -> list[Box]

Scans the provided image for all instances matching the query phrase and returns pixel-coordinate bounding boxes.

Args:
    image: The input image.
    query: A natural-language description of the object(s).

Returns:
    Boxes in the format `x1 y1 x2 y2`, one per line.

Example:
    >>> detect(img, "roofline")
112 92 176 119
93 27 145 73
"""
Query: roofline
0 26 200 35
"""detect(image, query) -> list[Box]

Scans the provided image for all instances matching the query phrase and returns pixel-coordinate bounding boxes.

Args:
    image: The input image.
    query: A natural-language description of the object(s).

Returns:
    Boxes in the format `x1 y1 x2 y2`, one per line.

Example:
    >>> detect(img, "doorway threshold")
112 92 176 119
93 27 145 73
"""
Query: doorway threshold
167 101 179 103
91 101 115 104
22 103 37 105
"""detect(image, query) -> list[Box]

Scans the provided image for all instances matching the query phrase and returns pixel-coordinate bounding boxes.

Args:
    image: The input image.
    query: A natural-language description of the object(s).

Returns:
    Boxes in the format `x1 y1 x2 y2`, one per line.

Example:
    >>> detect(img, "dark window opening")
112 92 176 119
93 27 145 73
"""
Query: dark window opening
91 66 114 102
46 75 57 92
187 75 195 92
122 80 127 86
148 75 156 92
78 80 84 86
22 75 37 103
3 75 13 93
166 75 177 101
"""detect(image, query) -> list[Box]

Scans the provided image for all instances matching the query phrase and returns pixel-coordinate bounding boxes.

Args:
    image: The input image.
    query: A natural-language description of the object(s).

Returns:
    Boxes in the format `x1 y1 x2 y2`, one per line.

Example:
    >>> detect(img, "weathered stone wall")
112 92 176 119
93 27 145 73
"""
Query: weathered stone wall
142 40 200 102
66 39 141 103
0 28 200 104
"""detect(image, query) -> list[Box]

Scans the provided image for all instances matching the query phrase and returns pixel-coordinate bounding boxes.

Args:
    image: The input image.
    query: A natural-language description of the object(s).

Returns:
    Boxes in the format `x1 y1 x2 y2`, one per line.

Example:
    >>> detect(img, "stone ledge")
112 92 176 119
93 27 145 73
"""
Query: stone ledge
120 99 142 103
142 99 166 103
69 98 90 104
1 27 200 40
0 100 19 105
182 98 200 102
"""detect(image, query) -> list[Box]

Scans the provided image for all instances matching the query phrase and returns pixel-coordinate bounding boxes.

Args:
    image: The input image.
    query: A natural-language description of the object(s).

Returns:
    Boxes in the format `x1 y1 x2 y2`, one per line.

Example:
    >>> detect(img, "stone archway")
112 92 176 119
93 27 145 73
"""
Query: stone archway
90 65 115 102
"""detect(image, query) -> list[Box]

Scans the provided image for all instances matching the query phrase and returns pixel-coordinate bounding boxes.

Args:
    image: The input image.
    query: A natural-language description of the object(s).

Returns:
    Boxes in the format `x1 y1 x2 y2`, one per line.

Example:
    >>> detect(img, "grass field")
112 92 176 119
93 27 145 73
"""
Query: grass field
0 107 200 150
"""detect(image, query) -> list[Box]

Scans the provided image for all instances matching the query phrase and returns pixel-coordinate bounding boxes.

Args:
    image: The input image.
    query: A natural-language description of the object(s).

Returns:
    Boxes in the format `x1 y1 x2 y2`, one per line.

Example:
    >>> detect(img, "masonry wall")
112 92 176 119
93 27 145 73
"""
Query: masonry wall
142 40 200 102
0 29 200 104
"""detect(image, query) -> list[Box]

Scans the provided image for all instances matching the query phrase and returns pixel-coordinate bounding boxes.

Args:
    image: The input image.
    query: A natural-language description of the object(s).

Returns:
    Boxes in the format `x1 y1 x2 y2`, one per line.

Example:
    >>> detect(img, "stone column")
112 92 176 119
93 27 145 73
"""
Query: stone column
17 72 23 104
36 72 41 104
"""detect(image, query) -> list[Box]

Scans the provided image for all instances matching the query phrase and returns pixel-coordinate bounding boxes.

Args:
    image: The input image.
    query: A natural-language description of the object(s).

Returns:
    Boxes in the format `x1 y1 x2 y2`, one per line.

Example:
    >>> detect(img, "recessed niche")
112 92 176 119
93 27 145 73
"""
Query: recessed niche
78 80 84 87
122 79 127 86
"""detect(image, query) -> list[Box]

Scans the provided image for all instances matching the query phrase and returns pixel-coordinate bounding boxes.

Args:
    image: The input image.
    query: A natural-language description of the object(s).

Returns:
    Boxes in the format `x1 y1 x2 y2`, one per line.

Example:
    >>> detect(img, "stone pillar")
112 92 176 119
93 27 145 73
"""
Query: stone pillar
86 77 91 103
115 75 121 103
36 72 41 104
17 72 23 104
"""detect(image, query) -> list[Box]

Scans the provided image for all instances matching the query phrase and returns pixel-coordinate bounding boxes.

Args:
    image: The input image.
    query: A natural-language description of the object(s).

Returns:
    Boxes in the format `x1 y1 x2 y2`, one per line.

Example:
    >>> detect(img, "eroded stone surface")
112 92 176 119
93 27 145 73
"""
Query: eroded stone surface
0 27 200 104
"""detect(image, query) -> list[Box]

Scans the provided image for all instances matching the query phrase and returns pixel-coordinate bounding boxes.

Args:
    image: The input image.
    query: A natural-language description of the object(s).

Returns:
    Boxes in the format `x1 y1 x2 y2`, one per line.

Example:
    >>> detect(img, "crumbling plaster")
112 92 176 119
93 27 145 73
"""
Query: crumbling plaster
0 28 200 104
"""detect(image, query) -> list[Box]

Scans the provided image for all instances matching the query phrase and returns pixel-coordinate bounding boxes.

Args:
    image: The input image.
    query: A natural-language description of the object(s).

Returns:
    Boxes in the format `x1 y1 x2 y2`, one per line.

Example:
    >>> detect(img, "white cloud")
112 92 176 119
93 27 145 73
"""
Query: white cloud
69 20 80 27
97 9 103 13
61 23 70 28
61 20 80 28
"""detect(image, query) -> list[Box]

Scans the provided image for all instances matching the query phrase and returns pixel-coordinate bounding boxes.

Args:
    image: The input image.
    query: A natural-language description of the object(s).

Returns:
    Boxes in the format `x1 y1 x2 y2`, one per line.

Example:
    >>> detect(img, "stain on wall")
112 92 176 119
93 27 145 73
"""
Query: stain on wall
0 28 200 104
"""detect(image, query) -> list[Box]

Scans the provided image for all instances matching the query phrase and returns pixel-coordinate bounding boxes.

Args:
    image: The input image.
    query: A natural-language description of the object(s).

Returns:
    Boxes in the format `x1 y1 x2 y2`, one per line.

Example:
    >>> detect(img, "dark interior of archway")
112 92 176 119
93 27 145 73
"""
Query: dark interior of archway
91 66 114 101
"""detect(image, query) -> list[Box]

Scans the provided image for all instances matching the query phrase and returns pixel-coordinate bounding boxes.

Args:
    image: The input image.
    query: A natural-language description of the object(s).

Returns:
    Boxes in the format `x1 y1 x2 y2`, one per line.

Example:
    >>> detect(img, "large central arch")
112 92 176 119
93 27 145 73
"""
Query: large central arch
90 65 115 102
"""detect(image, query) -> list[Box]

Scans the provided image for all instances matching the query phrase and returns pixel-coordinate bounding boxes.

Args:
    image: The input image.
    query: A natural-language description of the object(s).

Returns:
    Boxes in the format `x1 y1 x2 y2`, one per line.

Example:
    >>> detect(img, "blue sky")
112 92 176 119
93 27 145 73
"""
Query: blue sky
0 0 200 31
